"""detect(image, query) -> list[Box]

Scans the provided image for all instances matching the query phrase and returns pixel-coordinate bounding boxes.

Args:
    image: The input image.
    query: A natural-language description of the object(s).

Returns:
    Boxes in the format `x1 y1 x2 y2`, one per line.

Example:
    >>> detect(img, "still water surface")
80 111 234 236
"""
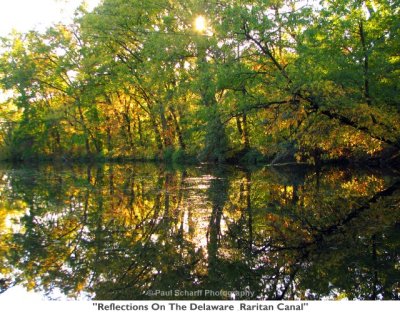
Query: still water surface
0 163 399 300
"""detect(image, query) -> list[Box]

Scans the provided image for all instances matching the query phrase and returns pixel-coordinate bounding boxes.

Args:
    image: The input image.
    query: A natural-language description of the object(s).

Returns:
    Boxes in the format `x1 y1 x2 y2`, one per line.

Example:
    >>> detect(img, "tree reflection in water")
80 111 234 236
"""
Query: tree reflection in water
0 163 399 300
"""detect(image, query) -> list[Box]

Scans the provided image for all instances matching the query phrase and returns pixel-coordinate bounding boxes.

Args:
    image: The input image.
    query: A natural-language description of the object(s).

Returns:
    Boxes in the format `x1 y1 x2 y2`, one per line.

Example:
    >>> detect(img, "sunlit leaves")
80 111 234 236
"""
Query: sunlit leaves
0 0 399 162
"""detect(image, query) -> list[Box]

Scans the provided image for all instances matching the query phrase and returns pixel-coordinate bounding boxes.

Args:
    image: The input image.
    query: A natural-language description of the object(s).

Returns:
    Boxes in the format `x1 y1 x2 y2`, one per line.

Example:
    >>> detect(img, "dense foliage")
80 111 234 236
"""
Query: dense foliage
0 0 399 164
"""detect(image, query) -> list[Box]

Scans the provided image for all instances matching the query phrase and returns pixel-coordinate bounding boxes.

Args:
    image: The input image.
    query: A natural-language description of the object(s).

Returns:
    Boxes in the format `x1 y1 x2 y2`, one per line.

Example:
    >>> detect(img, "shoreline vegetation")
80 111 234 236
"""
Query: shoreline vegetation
0 0 399 168
1 144 399 169
0 154 398 169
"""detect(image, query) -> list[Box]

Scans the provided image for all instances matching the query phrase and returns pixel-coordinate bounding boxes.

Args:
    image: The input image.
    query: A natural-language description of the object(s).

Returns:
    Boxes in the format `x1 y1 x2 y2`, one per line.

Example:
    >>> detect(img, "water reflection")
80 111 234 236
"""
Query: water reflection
0 163 399 300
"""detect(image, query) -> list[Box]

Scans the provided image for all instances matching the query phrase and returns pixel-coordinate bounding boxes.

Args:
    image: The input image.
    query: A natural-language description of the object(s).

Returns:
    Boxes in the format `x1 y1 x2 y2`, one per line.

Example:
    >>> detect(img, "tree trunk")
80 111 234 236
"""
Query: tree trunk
170 106 186 150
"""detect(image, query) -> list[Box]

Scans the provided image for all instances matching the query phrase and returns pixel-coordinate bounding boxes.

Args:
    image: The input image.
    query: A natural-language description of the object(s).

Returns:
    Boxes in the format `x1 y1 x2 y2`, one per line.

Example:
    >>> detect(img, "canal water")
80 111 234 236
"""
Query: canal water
0 162 399 300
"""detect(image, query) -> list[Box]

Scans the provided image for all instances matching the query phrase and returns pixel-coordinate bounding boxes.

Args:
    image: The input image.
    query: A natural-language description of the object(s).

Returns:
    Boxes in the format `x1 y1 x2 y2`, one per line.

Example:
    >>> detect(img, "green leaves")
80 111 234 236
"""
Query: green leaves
0 0 399 163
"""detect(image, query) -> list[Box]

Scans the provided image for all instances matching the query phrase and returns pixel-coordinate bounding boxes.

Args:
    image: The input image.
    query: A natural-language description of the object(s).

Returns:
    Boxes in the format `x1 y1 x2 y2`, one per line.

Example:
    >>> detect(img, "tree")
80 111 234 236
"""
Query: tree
0 0 399 164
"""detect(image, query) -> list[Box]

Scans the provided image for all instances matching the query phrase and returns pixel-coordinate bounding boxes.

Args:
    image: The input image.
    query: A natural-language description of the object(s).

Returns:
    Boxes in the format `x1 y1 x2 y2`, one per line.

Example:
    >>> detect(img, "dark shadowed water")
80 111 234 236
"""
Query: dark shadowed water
0 162 399 300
